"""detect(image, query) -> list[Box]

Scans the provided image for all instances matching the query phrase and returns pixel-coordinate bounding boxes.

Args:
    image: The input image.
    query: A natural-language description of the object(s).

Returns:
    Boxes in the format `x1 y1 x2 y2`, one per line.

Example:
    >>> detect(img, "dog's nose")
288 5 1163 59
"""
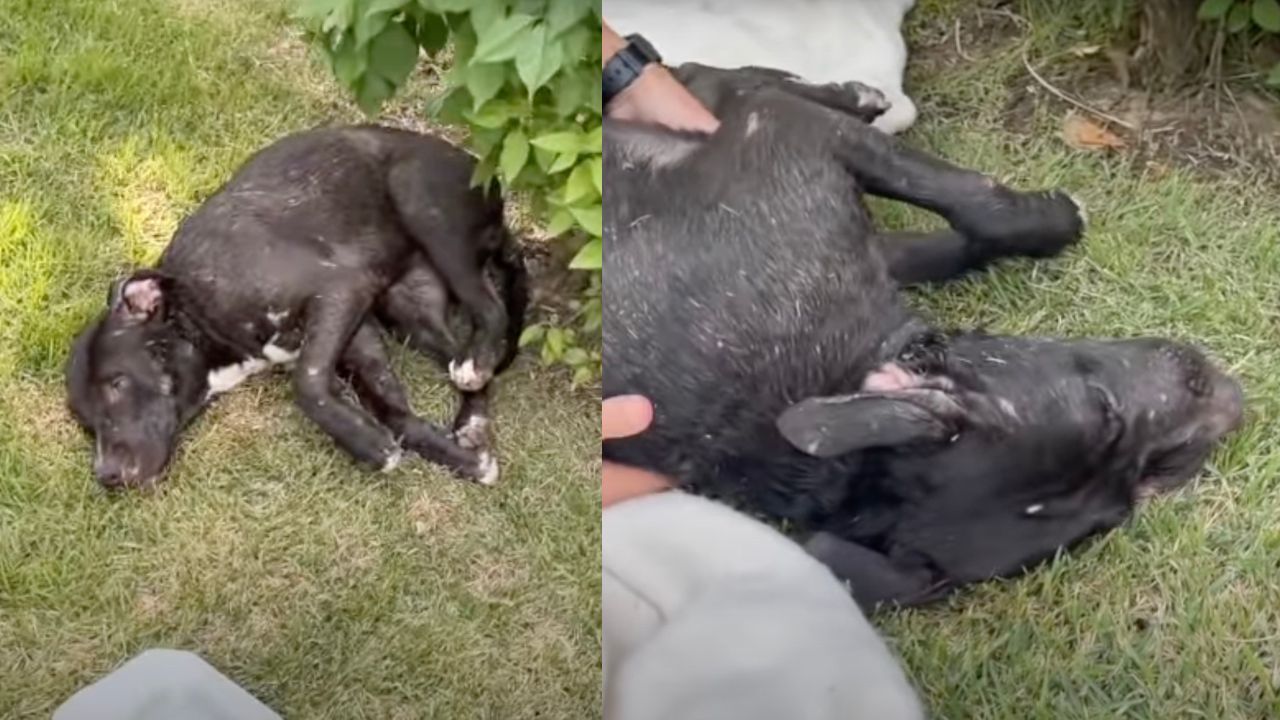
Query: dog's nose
1208 372 1245 437
94 458 129 489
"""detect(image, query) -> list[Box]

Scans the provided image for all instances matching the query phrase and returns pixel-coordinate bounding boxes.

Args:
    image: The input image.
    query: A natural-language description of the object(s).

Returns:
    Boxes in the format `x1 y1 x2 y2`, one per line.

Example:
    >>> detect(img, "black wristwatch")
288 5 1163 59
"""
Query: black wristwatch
603 34 662 109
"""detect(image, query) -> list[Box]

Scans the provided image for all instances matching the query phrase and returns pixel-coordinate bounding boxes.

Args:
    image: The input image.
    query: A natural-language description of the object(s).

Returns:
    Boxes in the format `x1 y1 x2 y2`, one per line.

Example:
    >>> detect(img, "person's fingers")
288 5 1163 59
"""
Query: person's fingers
602 395 654 440
602 461 672 508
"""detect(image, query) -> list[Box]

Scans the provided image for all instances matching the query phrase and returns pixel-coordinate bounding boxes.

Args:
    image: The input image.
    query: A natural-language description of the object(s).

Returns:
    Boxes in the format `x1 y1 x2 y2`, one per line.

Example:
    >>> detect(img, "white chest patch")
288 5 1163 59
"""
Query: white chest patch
206 358 270 397
205 334 301 398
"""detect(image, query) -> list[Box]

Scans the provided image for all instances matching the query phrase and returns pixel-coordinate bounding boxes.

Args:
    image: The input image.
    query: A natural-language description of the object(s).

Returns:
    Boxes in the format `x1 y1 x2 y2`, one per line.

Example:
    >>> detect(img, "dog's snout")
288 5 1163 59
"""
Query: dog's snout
1207 372 1245 437
94 451 137 489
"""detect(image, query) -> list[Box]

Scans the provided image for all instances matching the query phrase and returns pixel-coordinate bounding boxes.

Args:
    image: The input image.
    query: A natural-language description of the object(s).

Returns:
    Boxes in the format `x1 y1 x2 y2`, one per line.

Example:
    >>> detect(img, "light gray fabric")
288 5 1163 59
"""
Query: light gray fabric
603 491 925 720
54 649 280 720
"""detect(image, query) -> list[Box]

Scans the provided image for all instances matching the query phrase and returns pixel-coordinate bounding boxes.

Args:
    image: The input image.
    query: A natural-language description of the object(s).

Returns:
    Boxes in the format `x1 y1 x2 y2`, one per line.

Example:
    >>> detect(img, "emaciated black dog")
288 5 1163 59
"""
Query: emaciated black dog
67 125 526 489
604 65 1244 610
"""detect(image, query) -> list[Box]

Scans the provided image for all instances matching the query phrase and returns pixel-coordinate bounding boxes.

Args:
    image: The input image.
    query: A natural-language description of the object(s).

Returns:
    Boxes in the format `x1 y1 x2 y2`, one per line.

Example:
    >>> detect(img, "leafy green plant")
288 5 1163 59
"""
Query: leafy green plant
1197 0 1280 86
295 0 603 384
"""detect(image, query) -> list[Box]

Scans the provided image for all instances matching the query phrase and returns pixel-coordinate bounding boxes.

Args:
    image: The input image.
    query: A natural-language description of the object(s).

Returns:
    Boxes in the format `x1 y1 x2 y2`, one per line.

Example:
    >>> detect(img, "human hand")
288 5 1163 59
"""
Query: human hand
602 395 673 508
603 21 719 133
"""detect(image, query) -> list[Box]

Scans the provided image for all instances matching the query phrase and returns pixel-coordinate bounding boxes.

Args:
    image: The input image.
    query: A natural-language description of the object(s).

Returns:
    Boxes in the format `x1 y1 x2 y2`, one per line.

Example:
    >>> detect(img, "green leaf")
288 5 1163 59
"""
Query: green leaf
1198 0 1235 19
558 23 591 61
469 126 506 155
368 21 419 87
428 0 473 11
589 156 602 194
548 150 578 173
469 154 497 189
546 327 566 357
552 67 590 117
367 0 411 12
588 71 602 115
515 24 565 96
563 348 589 366
296 0 347 22
500 129 530 183
569 205 601 237
547 0 590 36
414 12 450 55
568 238 602 269
583 125 602 153
533 146 557 171
545 208 575 236
321 0 357 32
466 101 514 129
332 38 368 87
1254 0 1280 31
473 13 535 63
530 130 583 153
564 160 596 203
469 0 505 36
1268 61 1280 87
571 365 595 387
465 61 505 110
1228 2 1253 29
355 9 392 47
518 324 545 347
431 85 470 124
356 73 393 114
513 0 548 14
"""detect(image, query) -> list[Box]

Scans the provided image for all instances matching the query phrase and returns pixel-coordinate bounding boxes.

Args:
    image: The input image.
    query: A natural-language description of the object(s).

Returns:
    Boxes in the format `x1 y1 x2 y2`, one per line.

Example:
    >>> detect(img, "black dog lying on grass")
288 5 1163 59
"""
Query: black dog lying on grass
604 64 1245 610
67 125 526 490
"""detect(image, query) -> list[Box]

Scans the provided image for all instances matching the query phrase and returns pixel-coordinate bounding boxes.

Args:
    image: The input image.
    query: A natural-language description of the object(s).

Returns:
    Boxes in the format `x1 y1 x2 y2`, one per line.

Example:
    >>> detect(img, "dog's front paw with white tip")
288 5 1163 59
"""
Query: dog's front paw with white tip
473 451 500 486
448 358 491 392
381 447 405 473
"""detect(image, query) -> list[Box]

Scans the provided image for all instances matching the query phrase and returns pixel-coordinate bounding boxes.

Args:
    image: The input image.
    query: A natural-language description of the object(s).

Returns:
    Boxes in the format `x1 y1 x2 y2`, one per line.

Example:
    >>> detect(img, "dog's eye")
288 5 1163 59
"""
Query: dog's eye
104 376 130 402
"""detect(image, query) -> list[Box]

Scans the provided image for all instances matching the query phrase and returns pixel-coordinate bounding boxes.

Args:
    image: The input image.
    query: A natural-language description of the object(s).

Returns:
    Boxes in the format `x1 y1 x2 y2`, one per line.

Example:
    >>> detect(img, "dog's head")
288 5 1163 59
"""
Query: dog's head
66 272 207 489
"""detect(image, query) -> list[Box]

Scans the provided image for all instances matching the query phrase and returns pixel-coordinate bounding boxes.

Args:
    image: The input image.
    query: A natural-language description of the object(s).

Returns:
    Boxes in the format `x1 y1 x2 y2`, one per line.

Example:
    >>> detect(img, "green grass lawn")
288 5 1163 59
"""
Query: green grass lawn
874 2 1280 718
0 1 600 717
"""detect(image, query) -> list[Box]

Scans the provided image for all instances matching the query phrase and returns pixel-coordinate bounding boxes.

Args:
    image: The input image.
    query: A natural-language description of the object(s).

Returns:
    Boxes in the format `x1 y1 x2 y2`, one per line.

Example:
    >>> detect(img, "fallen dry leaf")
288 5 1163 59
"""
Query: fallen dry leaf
1061 113 1127 152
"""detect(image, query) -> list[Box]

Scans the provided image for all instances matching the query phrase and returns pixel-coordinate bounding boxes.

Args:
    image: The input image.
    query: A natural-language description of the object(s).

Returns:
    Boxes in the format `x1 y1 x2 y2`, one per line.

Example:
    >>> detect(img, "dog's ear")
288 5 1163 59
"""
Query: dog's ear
778 361 970 457
108 272 168 324
777 389 965 457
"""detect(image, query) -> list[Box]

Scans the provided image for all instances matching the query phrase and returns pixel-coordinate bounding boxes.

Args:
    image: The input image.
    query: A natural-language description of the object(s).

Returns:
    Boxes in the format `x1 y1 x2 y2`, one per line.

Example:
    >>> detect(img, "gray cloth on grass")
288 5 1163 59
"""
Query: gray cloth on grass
54 648 280 720
603 491 925 720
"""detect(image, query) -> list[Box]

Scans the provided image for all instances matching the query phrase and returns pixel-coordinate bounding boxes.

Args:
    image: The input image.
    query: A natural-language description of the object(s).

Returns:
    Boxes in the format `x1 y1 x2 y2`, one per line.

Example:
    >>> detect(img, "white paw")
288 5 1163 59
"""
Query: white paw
455 415 490 450
381 447 404 473
475 452 500 486
448 358 489 392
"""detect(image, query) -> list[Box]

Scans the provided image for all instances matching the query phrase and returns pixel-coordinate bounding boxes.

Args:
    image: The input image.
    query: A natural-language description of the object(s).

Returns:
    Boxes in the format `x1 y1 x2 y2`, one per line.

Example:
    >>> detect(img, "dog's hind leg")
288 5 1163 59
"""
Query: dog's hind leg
386 160 511 394
341 321 498 484
872 229 1043 286
830 111 1086 263
292 289 405 471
